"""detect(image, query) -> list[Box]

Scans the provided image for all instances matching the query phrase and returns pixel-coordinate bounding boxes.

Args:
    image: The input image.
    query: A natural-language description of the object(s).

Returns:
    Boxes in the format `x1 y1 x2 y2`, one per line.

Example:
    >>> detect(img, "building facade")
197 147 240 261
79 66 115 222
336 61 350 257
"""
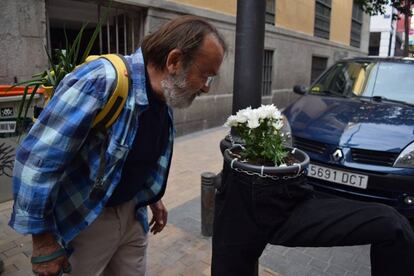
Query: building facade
0 0 370 136
369 5 398 57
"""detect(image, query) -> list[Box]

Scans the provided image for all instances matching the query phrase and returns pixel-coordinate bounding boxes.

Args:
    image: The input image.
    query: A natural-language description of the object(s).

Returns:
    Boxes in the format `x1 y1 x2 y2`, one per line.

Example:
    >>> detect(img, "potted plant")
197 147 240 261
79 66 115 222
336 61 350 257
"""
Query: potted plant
10 0 114 135
13 22 102 127
223 104 309 175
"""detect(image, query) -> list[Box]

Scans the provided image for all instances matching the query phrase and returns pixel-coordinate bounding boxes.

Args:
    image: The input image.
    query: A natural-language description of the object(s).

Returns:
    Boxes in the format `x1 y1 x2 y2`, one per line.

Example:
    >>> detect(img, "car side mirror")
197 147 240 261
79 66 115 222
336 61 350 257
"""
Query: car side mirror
293 85 307 95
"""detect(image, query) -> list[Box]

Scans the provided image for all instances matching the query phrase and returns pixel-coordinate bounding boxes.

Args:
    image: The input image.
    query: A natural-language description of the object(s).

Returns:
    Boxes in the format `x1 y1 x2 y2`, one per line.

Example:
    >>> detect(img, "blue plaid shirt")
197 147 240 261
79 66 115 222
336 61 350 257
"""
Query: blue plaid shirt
9 48 174 246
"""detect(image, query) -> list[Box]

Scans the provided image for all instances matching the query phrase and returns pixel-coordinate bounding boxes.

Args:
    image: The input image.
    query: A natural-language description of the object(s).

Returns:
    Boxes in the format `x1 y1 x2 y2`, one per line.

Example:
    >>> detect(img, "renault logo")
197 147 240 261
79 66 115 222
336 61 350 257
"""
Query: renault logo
332 149 343 161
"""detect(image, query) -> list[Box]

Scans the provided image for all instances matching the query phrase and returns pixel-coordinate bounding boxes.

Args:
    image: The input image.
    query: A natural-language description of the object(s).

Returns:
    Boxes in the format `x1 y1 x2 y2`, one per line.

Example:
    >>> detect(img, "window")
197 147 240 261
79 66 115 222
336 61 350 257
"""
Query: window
309 60 414 104
368 32 381 56
99 6 145 55
47 0 145 60
266 0 275 25
350 3 363 48
262 50 274 96
311 56 328 84
314 0 332 39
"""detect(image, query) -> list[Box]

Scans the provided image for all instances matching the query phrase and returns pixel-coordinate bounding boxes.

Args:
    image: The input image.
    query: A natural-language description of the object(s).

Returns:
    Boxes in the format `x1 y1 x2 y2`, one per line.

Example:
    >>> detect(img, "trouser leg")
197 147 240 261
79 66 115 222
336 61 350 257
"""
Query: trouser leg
68 200 147 276
103 201 148 276
271 197 414 276
211 165 311 276
68 206 121 276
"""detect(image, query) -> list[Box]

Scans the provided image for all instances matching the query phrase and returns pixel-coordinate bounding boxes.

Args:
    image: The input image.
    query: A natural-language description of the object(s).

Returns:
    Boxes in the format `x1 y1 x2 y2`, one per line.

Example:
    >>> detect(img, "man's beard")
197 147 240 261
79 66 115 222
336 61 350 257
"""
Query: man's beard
160 70 198 109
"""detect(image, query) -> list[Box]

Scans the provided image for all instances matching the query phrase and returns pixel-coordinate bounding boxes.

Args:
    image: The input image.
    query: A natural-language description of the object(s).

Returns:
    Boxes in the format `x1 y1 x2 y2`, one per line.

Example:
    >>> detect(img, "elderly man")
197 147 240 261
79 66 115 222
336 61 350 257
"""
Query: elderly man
9 15 225 275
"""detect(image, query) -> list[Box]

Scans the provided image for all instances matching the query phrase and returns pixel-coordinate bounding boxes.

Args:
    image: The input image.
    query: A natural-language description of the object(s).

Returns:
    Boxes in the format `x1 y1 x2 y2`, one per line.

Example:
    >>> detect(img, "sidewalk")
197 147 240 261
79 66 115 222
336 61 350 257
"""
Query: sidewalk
0 126 370 275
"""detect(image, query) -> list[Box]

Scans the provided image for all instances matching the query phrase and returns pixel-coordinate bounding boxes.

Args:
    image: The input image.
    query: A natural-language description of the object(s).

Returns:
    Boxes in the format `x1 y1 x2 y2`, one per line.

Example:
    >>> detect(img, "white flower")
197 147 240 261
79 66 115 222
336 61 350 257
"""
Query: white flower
272 119 284 130
223 104 288 166
224 115 239 127
247 112 260 129
236 107 252 123
257 104 276 119
236 114 248 124
272 109 282 120
224 104 283 131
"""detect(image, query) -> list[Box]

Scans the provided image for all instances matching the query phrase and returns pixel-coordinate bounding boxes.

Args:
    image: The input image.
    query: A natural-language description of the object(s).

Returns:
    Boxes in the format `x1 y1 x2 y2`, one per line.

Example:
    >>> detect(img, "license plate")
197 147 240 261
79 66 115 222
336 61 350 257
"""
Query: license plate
0 121 17 133
307 163 368 189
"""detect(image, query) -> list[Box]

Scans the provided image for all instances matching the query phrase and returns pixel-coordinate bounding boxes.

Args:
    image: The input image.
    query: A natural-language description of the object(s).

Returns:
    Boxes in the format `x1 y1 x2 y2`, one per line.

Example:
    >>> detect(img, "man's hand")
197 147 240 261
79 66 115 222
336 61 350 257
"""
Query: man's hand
149 199 168 234
32 233 70 276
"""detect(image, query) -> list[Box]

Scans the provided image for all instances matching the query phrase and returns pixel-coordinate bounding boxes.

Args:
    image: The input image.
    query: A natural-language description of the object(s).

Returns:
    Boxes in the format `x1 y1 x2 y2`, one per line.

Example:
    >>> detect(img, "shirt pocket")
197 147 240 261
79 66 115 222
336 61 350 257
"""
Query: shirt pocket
104 139 130 169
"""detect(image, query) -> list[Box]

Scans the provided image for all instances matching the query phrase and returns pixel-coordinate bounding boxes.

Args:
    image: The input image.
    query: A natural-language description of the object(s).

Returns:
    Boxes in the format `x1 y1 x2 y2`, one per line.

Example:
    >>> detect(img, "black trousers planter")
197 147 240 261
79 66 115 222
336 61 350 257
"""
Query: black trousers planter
211 162 414 276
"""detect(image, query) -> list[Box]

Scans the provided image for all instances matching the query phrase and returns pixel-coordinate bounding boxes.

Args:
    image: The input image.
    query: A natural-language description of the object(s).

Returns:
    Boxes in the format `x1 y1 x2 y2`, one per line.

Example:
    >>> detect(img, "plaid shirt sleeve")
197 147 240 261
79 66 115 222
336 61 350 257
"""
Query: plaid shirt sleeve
9 59 116 235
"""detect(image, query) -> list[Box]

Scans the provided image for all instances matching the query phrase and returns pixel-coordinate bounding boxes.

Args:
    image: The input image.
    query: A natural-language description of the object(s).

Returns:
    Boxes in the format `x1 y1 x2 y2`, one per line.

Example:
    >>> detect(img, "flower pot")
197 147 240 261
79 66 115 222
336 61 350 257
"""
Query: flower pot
223 145 310 177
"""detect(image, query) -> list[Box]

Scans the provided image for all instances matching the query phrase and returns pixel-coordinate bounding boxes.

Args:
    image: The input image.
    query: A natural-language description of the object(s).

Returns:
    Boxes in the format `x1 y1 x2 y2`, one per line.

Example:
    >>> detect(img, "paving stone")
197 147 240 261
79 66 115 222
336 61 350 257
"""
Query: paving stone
331 247 356 260
326 264 347 276
306 267 331 276
260 267 282 276
356 265 371 276
282 262 311 276
353 245 371 266
266 245 290 256
285 249 312 265
157 261 187 276
344 272 361 276
179 252 199 266
330 254 361 273
260 252 290 274
303 247 333 262
309 258 329 271
180 261 210 276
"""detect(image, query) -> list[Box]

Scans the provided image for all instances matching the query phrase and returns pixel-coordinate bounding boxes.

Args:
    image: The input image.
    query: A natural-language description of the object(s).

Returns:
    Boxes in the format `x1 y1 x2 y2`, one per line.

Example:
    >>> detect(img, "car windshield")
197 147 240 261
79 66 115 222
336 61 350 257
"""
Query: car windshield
309 60 414 105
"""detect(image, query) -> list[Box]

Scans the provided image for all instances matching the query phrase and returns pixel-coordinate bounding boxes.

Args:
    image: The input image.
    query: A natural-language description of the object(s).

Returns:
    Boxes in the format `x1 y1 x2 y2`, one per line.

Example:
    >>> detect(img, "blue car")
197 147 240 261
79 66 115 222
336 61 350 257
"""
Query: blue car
282 57 414 221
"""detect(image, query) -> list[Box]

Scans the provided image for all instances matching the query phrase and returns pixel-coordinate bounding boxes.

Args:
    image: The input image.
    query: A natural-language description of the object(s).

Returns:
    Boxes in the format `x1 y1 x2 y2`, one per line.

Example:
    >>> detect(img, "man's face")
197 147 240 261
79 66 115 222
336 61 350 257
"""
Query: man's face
160 68 196 108
161 34 224 109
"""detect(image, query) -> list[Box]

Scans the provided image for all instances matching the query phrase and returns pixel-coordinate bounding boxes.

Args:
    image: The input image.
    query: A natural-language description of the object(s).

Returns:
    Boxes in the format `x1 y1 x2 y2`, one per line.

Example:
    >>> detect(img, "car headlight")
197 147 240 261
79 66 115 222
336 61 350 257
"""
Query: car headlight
281 114 293 147
394 143 414 168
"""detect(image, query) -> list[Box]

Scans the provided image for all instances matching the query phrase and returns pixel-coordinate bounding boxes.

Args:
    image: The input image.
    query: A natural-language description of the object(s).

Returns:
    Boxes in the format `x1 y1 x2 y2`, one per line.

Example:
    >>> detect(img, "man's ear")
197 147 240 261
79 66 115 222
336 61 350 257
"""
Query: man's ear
166 49 183 75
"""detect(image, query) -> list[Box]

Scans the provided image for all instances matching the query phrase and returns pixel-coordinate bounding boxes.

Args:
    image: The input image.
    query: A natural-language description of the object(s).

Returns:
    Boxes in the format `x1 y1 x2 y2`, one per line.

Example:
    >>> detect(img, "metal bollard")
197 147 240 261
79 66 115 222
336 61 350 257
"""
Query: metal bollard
201 172 216 237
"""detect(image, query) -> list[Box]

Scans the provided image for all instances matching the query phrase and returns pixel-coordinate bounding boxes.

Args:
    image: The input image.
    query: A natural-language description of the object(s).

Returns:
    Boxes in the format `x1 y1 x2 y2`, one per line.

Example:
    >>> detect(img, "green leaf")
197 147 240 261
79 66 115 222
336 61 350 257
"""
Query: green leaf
71 23 86 68
44 45 57 76
80 2 112 63
17 85 30 120
46 70 56 87
23 84 40 118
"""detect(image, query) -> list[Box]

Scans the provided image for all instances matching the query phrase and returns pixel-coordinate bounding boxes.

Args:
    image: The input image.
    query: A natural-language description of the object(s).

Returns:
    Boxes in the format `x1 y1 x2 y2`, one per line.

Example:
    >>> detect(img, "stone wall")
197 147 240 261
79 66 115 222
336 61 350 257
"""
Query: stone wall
0 0 48 85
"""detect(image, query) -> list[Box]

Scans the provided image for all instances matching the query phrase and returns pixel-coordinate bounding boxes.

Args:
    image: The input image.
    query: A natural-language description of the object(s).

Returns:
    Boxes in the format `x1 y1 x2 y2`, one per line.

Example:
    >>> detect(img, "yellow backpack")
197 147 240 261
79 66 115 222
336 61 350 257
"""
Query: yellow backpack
85 54 129 130
38 54 129 130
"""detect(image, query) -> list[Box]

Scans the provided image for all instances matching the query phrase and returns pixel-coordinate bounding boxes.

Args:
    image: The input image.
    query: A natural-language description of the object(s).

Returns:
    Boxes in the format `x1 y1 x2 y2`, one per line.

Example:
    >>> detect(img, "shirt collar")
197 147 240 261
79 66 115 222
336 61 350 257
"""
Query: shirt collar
126 48 149 106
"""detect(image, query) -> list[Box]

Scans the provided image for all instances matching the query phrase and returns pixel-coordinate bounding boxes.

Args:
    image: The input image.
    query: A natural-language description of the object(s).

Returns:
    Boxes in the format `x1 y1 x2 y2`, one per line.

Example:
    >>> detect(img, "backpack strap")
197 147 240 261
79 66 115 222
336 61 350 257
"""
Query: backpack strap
86 54 130 130
85 54 130 201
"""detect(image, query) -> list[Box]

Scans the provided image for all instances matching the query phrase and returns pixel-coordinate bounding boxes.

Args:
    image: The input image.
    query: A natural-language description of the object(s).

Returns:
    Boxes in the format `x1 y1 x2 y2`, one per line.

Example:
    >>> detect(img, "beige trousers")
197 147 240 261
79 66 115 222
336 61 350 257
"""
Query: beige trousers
67 200 148 276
